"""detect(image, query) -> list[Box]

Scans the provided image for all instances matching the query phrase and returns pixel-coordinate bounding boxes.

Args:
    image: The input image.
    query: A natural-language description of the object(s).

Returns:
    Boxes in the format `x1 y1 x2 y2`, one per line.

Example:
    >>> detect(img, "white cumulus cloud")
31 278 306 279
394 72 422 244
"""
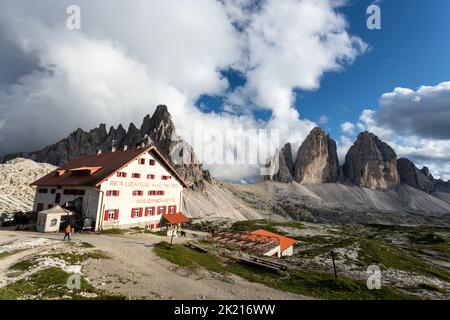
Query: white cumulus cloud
0 0 366 181
342 82 450 181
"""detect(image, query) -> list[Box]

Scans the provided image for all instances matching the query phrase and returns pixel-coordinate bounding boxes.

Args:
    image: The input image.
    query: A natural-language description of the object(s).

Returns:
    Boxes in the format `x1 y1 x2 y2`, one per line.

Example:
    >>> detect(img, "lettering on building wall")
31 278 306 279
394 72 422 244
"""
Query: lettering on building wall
136 198 176 204
109 180 179 188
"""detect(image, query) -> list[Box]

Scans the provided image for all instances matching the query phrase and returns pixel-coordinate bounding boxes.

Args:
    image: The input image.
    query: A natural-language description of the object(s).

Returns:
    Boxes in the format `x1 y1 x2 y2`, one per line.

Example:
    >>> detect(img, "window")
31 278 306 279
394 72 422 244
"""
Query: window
51 189 56 194
132 190 143 196
106 190 120 197
131 208 142 218
158 206 165 215
149 159 155 166
168 205 176 214
149 190 164 196
145 207 155 216
63 189 86 196
132 173 141 179
138 158 146 165
37 203 44 212
161 175 172 180
38 188 48 194
117 172 127 178
147 174 155 180
104 209 119 221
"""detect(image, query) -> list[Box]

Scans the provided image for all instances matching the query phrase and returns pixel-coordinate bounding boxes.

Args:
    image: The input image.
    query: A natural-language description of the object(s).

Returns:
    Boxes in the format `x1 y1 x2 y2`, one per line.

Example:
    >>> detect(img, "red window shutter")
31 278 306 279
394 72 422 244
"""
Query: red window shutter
173 205 177 213
156 223 160 228
131 208 134 218
114 209 119 220
117 191 120 196
104 210 109 221
164 206 167 215
139 208 143 217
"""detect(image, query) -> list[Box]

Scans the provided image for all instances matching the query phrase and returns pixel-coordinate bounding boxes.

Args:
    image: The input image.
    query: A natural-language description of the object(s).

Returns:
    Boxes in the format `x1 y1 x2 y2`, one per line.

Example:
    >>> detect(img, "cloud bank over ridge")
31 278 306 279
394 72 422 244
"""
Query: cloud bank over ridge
1 0 366 181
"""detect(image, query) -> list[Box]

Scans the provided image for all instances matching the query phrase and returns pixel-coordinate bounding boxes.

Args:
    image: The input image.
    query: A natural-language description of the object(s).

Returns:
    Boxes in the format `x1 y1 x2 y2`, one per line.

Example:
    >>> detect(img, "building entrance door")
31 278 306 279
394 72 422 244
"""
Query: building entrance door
55 193 61 204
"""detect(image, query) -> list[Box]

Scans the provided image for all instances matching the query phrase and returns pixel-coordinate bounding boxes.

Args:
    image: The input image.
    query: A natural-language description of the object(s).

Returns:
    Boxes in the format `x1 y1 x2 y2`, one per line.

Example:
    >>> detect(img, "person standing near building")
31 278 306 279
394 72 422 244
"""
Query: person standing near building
63 224 72 241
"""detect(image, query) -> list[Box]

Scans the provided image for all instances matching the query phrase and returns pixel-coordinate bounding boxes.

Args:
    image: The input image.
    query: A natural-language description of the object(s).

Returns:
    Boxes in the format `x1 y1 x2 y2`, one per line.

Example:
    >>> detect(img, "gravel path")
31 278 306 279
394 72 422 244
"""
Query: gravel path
0 230 309 300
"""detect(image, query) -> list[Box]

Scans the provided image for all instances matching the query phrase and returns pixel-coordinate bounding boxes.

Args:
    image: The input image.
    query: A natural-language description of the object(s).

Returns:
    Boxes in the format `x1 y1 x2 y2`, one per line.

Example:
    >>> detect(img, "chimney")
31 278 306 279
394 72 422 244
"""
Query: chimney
96 149 102 155
123 145 128 151
111 146 116 152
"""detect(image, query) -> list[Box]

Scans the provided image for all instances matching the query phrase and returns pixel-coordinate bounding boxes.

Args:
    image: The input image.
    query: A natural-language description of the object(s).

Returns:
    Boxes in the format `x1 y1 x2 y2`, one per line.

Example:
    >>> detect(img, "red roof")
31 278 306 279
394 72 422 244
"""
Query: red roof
30 145 188 188
250 229 297 252
163 212 190 224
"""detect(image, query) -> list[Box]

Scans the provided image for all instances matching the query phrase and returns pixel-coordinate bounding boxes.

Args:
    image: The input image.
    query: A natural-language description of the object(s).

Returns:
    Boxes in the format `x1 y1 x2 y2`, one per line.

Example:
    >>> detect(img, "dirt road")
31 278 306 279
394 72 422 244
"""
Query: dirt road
0 230 308 300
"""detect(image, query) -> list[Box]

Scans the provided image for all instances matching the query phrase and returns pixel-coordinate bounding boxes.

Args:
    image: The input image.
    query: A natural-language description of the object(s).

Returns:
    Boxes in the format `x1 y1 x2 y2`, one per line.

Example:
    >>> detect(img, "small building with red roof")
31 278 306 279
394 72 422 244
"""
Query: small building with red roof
30 145 188 232
250 229 297 258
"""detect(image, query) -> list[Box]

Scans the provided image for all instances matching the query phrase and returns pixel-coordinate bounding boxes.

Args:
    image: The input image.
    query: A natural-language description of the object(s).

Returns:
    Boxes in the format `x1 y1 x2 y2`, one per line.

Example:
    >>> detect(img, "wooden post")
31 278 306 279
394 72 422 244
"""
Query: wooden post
331 251 337 280
169 225 175 248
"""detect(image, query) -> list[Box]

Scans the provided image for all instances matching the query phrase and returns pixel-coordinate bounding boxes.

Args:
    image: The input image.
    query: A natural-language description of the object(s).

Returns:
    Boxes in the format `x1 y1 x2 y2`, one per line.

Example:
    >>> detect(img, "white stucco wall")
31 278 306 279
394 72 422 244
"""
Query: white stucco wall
263 245 294 258
281 246 294 257
263 245 281 258
32 149 184 231
32 186 99 218
97 150 184 230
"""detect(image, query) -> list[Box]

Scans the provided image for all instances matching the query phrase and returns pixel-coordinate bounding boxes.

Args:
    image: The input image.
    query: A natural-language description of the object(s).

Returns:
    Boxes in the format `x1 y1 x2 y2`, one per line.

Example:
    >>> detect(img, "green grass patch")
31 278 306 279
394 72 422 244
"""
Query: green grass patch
228 264 418 300
79 242 95 248
358 240 450 282
230 219 283 234
0 267 125 300
273 221 305 229
100 228 124 235
295 235 357 258
154 241 224 273
154 241 417 300
9 250 109 272
9 257 38 271
0 249 26 260
45 250 109 264
6 270 24 278
418 283 446 293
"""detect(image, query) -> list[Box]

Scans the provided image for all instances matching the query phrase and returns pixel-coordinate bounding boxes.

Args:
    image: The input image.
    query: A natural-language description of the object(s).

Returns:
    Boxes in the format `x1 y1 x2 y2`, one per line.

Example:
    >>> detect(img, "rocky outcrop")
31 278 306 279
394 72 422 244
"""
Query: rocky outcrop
436 179 450 192
265 143 294 183
397 158 435 193
0 158 56 214
0 105 211 189
293 127 340 184
343 131 399 189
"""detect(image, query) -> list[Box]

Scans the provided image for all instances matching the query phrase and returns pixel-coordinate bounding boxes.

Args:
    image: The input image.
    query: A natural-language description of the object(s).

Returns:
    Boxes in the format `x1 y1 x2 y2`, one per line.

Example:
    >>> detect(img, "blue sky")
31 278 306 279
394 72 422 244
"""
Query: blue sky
198 0 450 141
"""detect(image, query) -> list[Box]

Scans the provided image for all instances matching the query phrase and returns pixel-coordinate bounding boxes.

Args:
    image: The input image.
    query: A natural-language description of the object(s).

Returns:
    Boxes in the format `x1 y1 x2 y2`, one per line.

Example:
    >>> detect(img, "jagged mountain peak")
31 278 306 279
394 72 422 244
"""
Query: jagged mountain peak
344 130 399 189
0 106 210 189
397 158 435 193
293 126 340 184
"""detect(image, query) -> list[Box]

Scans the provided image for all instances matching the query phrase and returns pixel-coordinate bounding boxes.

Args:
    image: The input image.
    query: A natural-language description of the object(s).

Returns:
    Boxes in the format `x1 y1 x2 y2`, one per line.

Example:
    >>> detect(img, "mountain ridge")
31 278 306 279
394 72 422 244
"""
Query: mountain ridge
1 105 449 224
0 105 211 190
266 127 448 194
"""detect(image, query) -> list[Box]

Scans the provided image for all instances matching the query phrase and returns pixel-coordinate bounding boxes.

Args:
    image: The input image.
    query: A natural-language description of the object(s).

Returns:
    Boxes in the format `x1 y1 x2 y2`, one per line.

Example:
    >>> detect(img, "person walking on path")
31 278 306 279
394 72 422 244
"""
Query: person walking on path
63 224 72 241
